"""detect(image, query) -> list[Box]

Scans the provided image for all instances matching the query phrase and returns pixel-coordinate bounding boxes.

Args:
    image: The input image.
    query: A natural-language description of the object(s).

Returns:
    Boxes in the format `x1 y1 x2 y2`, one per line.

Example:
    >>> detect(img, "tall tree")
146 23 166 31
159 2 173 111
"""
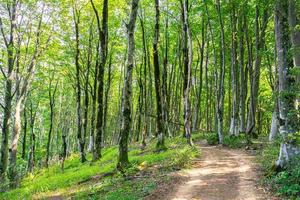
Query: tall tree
153 0 165 150
72 6 87 163
45 78 58 167
215 0 226 144
90 0 109 160
0 0 18 180
246 5 269 137
182 0 193 146
275 0 300 168
117 0 140 171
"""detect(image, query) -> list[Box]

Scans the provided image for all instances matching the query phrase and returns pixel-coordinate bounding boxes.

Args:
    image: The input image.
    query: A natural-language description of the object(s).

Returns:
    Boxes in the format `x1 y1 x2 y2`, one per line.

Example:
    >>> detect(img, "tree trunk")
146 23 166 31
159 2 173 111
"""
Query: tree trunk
0 0 17 180
73 7 86 163
275 0 300 168
21 108 27 160
90 0 108 160
153 0 166 150
8 98 23 187
229 4 240 136
216 0 225 144
88 40 99 152
246 6 269 137
239 12 247 133
182 0 193 146
288 0 300 109
269 103 279 141
117 0 140 171
28 102 37 173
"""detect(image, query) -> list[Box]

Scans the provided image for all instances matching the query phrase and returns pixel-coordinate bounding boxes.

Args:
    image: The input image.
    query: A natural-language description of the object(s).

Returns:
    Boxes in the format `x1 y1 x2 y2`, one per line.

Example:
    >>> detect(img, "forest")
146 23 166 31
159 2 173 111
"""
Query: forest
0 0 299 199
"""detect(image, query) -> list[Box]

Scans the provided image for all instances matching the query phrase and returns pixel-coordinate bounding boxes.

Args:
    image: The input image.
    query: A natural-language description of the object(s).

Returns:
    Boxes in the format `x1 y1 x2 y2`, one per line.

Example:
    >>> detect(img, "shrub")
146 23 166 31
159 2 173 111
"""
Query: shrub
259 141 300 199
206 133 219 145
273 158 300 198
222 134 246 149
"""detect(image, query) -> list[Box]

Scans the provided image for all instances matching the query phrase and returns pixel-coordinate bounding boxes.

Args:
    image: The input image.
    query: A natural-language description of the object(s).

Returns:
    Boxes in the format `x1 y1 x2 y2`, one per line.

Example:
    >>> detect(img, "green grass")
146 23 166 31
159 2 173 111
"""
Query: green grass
0 135 200 200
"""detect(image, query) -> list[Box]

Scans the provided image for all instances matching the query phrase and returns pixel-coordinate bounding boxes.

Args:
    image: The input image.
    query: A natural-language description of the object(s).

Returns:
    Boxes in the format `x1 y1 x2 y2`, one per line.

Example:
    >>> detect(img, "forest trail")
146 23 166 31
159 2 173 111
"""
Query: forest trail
168 143 277 200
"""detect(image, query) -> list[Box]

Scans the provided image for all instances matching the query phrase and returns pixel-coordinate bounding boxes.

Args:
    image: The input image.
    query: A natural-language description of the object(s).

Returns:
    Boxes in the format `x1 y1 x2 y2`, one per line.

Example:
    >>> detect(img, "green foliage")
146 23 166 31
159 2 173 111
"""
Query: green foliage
222 134 247 149
0 136 199 200
259 141 280 178
206 133 219 145
259 141 300 199
273 159 300 198
286 131 300 145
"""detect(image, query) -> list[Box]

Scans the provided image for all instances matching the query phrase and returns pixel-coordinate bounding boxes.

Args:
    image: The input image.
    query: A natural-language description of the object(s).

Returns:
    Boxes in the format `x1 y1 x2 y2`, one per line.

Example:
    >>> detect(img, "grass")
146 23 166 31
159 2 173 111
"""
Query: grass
0 134 200 200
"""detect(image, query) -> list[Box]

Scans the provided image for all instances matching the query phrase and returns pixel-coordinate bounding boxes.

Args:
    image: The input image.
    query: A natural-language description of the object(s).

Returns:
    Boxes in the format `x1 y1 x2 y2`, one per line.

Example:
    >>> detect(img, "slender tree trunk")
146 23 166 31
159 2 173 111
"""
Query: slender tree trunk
182 0 193 146
0 0 17 180
216 0 225 144
139 13 148 148
21 108 27 160
229 5 240 136
28 102 37 173
88 40 99 152
193 20 205 132
83 24 93 155
239 13 247 133
103 52 113 144
117 0 140 171
90 0 108 160
153 0 166 150
73 7 87 163
46 81 58 167
246 6 269 137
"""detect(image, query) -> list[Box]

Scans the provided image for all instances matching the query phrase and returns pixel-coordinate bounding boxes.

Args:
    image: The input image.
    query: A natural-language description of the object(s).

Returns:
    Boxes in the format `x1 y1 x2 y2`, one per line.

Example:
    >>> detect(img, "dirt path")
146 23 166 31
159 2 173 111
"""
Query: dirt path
167 145 276 200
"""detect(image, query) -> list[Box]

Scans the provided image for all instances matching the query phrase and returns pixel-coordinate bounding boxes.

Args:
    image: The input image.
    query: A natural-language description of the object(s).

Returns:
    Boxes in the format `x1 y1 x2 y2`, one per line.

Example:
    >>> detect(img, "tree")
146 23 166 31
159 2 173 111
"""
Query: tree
117 0 140 171
0 0 18 181
182 0 193 146
90 0 109 160
153 0 166 150
275 0 300 168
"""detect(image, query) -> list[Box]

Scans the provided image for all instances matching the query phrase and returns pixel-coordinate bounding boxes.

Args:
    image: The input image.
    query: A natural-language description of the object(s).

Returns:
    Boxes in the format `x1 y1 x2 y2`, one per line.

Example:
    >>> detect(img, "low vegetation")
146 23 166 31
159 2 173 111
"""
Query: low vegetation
259 140 300 200
0 135 199 200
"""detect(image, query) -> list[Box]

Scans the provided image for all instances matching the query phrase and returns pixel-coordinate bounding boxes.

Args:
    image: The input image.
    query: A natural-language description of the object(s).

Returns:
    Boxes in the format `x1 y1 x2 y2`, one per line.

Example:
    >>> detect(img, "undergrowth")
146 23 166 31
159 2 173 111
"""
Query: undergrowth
205 133 247 148
259 140 300 200
0 134 200 200
222 134 247 148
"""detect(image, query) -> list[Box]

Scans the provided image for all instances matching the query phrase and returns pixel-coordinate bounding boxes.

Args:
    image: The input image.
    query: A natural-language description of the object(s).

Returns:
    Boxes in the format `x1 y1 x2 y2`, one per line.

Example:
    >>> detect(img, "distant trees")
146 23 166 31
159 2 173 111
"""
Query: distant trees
0 0 299 189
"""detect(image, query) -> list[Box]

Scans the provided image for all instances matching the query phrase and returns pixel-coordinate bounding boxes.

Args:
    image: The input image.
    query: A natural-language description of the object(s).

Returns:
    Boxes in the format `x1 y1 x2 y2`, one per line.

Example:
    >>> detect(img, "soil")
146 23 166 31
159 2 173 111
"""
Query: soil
148 143 278 200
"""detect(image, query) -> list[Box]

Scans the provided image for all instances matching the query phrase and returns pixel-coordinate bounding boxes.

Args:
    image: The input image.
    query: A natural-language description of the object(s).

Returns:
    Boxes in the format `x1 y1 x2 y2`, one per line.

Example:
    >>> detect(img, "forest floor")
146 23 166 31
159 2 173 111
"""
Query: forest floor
148 141 278 200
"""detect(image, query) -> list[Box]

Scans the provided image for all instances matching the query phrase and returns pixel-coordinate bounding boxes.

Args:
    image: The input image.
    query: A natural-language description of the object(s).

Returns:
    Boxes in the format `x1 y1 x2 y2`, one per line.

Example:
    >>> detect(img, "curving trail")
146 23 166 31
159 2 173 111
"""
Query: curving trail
168 144 277 200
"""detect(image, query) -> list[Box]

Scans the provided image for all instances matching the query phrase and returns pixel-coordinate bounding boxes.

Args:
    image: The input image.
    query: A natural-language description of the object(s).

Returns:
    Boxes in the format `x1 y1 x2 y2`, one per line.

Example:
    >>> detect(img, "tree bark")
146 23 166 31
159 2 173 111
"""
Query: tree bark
73 7 86 163
21 108 27 160
275 0 300 168
229 4 240 136
117 0 140 171
90 0 108 160
216 0 226 144
28 102 37 173
0 0 17 180
153 0 166 150
182 0 193 146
